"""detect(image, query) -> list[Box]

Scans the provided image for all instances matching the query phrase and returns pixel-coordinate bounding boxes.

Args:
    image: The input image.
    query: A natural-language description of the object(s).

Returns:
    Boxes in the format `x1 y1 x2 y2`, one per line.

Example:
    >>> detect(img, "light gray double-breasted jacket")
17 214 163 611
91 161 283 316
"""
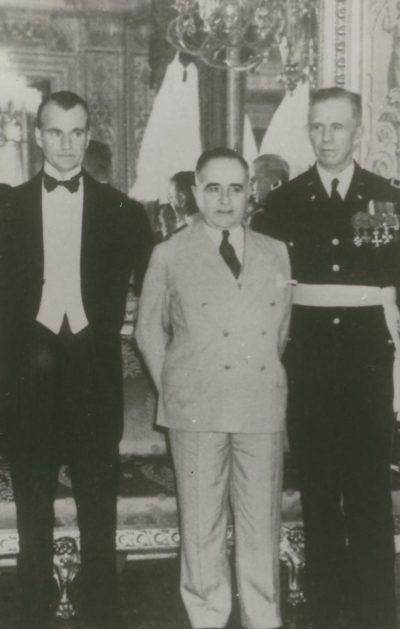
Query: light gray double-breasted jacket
136 215 292 434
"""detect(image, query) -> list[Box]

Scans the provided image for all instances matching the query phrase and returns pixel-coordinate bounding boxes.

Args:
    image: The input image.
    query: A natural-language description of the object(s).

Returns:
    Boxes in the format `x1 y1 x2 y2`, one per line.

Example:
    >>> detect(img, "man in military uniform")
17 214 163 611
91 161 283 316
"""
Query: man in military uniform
247 154 290 226
252 87 400 629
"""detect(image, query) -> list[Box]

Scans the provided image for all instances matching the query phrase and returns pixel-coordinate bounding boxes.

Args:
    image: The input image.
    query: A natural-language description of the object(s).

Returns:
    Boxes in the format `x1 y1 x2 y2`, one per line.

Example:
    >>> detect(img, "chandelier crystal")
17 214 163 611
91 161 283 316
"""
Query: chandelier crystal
167 0 318 89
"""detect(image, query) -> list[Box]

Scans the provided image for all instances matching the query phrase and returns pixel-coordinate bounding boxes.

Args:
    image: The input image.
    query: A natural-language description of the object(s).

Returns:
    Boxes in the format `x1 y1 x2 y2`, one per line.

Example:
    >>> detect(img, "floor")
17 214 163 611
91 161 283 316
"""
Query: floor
0 557 310 629
2 555 400 629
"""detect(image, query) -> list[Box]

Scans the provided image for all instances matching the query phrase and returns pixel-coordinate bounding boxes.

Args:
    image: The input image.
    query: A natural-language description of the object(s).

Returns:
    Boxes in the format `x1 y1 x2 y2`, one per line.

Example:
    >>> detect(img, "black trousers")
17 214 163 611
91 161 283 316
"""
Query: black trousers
6 321 122 629
285 305 396 629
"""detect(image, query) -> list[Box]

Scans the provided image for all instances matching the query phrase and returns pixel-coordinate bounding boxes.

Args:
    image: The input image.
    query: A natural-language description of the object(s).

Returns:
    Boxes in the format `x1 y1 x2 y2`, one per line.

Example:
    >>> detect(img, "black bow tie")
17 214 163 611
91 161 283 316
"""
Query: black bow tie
43 171 82 193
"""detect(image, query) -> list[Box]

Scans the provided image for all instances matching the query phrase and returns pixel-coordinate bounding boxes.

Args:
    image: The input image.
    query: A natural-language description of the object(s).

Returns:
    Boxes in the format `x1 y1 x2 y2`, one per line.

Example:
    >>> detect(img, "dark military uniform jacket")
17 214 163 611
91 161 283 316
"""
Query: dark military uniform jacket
252 162 400 289
252 163 400 629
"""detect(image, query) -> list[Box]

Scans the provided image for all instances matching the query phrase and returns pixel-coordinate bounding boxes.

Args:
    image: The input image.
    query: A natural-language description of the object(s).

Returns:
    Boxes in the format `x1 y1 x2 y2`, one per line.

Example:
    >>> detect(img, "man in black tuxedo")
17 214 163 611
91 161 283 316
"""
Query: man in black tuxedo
1 91 153 629
253 87 400 629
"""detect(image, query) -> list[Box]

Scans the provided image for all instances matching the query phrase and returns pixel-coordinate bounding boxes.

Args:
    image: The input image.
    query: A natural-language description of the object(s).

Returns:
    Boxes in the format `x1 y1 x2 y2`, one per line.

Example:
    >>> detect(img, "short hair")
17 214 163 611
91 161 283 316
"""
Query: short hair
170 170 198 216
195 147 249 178
253 154 290 183
36 91 90 129
309 87 362 123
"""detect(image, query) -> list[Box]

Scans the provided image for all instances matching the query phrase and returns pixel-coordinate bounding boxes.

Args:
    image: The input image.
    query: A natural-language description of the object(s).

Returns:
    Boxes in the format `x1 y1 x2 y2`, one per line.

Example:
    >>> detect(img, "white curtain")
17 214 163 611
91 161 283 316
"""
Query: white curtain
243 114 258 168
130 54 202 203
259 80 315 179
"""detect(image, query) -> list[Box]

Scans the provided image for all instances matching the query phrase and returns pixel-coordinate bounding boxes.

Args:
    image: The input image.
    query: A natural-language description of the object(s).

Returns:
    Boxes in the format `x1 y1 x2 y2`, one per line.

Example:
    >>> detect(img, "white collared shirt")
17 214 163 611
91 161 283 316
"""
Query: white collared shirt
36 161 89 334
203 223 244 264
317 161 355 200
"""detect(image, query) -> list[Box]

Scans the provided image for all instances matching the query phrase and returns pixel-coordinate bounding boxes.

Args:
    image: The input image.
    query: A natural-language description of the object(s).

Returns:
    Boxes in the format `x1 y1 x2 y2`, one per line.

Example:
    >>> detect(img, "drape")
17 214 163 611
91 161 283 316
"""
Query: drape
130 54 202 203
259 80 314 179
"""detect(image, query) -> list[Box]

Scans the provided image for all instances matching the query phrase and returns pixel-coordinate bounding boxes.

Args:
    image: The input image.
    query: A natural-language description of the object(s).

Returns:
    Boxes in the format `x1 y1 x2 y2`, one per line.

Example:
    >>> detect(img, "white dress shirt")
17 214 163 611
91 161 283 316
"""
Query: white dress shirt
317 160 355 200
36 161 89 334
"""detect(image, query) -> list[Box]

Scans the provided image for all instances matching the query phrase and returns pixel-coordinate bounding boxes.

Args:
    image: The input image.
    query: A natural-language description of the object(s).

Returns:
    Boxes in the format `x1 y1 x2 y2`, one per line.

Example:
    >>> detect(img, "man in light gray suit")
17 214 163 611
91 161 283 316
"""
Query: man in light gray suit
136 147 292 629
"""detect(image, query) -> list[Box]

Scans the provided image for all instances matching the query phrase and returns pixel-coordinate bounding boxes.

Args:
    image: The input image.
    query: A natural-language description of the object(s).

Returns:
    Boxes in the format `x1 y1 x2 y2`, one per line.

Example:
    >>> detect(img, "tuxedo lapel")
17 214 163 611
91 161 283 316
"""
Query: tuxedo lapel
23 172 44 291
80 171 99 290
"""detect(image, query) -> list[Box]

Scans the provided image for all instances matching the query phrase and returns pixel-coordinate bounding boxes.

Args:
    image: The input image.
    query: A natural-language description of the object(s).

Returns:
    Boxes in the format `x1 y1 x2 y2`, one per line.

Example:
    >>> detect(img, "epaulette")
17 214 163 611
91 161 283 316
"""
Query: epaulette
271 180 282 191
390 177 400 189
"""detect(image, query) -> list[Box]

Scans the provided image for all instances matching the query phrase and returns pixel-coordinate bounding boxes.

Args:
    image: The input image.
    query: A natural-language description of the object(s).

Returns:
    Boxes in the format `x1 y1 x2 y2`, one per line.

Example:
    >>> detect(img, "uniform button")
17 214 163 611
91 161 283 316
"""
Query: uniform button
332 264 340 272
224 365 231 370
333 317 341 325
260 365 266 371
223 330 229 337
270 301 276 307
289 241 294 247
332 238 340 246
261 330 268 336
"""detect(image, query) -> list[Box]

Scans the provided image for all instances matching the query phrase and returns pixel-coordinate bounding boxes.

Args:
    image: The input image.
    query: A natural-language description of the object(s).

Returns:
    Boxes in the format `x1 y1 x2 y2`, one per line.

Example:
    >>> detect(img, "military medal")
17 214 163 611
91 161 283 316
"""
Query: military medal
352 200 400 247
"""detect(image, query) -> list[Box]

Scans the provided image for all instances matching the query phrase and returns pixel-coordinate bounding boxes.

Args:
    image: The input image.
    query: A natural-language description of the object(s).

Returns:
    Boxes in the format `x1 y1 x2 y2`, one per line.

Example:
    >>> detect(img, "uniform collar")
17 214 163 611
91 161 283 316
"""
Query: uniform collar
316 161 355 200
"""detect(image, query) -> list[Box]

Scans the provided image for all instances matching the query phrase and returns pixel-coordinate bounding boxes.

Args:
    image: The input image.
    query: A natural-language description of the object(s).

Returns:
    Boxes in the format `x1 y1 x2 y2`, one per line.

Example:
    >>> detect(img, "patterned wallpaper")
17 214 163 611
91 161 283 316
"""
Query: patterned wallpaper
318 0 400 179
0 1 154 192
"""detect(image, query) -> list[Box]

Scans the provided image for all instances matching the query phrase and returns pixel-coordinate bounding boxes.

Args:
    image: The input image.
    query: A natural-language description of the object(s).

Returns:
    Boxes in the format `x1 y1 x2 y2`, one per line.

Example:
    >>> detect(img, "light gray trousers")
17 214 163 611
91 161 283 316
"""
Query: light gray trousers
169 430 284 629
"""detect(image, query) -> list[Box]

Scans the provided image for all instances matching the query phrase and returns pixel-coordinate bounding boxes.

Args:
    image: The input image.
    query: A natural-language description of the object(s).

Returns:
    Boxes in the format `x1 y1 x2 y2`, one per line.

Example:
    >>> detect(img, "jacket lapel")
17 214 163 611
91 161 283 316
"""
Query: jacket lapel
344 161 363 204
24 172 44 290
80 171 99 292
184 218 242 322
239 228 278 309
310 163 331 202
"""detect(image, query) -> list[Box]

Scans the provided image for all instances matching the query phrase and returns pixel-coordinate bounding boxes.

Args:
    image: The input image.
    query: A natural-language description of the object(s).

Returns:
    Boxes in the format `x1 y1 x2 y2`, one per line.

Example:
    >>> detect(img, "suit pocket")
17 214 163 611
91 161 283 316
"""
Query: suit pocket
161 368 205 422
163 366 203 398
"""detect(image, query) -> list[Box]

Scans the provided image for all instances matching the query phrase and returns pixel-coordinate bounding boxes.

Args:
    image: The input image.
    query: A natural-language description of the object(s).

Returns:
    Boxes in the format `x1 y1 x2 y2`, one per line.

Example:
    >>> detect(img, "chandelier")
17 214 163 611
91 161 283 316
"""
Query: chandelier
167 0 318 89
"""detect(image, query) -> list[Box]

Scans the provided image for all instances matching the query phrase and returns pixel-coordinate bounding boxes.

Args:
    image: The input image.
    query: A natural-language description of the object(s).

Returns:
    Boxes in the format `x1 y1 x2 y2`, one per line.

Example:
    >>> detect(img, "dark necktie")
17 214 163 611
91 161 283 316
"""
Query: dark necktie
330 177 342 204
43 171 82 193
219 230 241 279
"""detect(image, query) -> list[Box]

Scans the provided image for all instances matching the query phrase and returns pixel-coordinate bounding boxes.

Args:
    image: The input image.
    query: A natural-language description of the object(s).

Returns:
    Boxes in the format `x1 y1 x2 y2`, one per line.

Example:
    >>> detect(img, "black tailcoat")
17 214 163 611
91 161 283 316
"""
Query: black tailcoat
0 170 153 629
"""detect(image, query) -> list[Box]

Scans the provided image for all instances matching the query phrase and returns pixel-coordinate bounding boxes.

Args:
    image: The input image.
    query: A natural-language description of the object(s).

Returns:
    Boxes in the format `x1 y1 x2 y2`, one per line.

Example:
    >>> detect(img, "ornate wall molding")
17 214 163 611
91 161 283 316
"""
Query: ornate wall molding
84 50 125 188
318 0 400 172
361 0 400 175
0 11 74 50
0 0 150 14
319 0 363 90
125 17 155 192
319 0 341 87
82 13 125 48
333 0 347 87
126 55 155 192
4 49 80 92
0 3 153 191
